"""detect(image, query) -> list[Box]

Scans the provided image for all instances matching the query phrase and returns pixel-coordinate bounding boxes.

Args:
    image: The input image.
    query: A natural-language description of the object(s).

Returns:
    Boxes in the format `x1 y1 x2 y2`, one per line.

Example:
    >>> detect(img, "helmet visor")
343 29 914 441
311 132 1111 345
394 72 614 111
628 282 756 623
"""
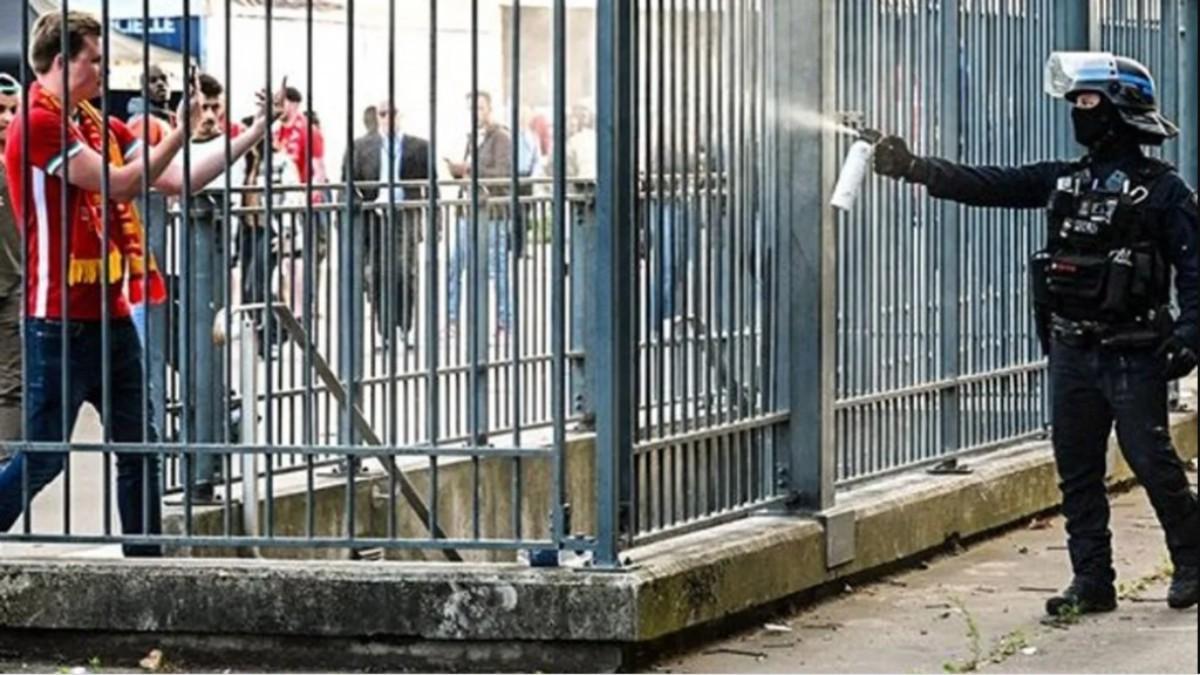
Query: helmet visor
1044 52 1118 99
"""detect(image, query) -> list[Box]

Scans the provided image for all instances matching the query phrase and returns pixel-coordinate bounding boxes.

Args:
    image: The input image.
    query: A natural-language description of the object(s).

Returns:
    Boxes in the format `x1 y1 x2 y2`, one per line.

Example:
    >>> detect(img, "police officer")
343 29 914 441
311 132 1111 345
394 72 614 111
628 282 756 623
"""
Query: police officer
872 53 1198 615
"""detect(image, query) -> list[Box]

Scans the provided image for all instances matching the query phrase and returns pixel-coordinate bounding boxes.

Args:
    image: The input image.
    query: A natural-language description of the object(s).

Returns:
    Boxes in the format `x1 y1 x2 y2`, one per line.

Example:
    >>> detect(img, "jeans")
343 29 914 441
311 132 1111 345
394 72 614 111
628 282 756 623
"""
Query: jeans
239 226 280 351
1050 338 1200 586
447 214 511 331
0 318 162 556
131 274 181 370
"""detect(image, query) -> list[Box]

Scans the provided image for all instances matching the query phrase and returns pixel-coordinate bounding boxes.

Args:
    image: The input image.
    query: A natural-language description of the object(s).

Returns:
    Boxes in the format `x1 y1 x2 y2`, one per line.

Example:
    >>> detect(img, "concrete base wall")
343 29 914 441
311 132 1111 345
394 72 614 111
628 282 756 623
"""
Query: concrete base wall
164 437 597 562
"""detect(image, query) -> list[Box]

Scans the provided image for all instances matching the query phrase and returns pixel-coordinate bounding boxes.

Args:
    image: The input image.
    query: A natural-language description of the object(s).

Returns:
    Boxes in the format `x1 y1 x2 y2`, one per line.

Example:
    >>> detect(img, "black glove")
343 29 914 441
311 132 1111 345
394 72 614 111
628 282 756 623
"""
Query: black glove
873 136 927 182
1157 334 1198 381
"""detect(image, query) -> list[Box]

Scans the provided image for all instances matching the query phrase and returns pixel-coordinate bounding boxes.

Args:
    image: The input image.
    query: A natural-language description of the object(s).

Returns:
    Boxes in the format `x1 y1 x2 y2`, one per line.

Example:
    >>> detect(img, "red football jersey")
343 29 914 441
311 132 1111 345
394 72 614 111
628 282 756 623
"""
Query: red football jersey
5 84 141 320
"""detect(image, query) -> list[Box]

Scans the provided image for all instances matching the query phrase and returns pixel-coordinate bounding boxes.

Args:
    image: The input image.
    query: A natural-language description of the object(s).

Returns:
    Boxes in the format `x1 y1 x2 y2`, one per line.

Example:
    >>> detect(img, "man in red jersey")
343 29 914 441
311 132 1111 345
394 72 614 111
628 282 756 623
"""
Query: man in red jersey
274 86 329 192
0 11 275 556
273 86 329 271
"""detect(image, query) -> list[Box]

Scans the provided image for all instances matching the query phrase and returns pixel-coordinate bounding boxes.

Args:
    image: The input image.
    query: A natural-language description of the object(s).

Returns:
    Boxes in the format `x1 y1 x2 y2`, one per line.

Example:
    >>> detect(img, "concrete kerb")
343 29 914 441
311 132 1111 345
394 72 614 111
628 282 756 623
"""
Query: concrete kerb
0 411 1194 670
628 409 1197 643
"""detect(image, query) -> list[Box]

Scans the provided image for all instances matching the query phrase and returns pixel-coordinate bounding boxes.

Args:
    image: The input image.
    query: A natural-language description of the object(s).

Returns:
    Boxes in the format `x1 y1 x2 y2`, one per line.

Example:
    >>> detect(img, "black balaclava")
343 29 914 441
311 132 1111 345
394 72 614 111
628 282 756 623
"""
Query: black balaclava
1071 96 1124 149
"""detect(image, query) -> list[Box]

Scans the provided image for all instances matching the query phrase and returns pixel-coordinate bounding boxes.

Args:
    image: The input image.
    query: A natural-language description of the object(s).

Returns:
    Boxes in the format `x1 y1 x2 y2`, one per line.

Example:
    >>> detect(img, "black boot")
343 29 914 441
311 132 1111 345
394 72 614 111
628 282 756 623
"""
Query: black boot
1167 566 1198 610
1045 578 1118 617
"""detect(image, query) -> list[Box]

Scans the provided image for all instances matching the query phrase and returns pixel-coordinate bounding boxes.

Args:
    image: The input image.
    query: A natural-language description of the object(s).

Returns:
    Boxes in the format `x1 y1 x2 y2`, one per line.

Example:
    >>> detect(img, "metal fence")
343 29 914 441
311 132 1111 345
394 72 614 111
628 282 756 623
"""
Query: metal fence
832 0 1068 486
0 0 582 559
1095 0 1197 181
0 0 1195 566
623 0 784 546
153 184 593 496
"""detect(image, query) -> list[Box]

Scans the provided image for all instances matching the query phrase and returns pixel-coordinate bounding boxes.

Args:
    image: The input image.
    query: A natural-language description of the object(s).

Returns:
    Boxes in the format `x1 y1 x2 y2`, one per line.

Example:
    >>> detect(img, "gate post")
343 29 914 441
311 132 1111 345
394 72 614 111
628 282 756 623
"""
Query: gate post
594 0 636 567
771 0 835 511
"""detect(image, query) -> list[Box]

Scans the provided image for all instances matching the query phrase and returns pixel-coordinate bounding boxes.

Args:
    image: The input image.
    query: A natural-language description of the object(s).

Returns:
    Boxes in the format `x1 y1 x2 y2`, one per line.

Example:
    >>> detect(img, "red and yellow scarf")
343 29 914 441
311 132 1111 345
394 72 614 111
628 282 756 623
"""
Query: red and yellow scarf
37 85 166 305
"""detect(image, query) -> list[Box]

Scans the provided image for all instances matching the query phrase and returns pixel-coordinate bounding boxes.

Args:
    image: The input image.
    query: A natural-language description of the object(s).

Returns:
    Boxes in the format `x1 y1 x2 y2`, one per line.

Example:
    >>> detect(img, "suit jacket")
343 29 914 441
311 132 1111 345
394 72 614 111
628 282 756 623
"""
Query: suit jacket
345 132 436 203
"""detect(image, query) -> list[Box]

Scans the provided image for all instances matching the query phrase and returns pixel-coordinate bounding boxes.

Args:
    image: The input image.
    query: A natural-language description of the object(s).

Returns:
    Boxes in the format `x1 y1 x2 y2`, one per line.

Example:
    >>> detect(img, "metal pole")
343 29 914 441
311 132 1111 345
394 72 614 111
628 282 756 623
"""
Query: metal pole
240 313 259 539
772 0 833 511
1089 0 1104 50
939 0 963 457
1183 0 1199 188
187 197 221 496
595 0 636 567
570 204 597 430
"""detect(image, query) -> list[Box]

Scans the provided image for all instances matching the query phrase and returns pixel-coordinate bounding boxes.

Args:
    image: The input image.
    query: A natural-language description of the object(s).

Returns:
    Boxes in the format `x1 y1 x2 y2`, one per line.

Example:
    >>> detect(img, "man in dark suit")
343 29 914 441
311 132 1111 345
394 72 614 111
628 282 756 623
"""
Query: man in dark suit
344 101 436 348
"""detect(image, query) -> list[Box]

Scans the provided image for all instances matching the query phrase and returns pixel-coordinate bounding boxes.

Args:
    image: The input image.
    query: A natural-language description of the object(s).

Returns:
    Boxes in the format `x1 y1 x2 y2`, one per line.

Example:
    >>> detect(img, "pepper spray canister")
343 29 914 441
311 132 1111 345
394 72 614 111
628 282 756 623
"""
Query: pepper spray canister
830 128 883 212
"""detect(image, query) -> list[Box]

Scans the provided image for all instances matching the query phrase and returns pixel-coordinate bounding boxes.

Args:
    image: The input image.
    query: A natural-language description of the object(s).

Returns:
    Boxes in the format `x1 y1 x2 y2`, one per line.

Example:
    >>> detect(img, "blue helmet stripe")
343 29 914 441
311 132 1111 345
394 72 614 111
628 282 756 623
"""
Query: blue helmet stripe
1068 71 1155 97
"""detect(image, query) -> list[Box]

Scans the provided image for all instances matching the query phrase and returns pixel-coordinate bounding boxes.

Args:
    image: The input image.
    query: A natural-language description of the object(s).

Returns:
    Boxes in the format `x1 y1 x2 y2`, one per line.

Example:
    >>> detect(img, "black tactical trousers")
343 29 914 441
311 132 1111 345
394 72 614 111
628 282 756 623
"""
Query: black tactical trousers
1050 338 1200 588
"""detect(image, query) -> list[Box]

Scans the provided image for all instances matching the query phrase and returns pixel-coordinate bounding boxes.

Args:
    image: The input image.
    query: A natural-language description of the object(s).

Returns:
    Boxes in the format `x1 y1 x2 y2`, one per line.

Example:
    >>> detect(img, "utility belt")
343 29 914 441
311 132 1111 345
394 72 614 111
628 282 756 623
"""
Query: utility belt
1030 245 1165 321
1048 310 1170 350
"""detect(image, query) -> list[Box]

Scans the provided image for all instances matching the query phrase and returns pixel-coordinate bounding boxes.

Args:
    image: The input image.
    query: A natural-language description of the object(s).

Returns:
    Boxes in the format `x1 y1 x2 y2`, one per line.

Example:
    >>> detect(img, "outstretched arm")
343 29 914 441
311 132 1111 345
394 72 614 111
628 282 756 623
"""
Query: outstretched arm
873 135 1075 210
155 83 287 196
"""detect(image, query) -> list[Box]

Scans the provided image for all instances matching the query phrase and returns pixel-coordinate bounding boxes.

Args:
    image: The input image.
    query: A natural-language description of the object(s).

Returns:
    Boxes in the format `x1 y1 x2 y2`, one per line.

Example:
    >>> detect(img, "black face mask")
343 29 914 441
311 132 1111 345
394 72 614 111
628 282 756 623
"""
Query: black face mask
1071 102 1118 148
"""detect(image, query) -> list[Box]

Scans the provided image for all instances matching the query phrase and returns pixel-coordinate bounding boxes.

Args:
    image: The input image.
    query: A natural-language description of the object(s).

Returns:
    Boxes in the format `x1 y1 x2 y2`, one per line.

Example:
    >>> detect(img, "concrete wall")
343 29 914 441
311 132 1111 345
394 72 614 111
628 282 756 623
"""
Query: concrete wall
164 437 598 562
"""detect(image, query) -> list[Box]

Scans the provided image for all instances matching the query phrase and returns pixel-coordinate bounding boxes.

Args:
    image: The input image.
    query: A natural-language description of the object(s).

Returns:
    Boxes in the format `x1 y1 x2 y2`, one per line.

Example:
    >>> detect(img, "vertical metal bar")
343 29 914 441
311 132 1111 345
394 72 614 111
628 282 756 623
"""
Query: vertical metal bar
632 0 645 535
176 0 193 530
426 0 442 541
595 0 637 566
340 0 359 543
138 0 159 521
1136 0 1146 56
675 0 688 525
552 0 569 546
690 0 705 517
732 0 745 503
304 0 317 541
510 0 524 541
98 0 112 538
259 0 275 538
654 0 667 507
222 0 236 537
668 0 680 525
16 0 30 537
57 0 70 538
1186 0 1200 188
240 313 259 539
386 0 398 542
716 0 729 510
470 0 482 541
703 0 716 515
940 0 961 462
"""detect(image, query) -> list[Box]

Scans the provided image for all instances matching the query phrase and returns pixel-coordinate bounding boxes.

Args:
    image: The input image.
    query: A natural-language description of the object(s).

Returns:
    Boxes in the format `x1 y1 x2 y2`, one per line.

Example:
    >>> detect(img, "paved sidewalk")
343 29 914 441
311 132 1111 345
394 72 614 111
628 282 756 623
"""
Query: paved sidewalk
653 471 1199 674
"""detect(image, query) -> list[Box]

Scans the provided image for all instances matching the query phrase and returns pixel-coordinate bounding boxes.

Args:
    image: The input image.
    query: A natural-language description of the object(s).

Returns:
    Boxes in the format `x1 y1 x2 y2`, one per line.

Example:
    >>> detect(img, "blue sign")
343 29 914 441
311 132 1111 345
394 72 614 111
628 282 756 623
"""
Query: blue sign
110 16 204 63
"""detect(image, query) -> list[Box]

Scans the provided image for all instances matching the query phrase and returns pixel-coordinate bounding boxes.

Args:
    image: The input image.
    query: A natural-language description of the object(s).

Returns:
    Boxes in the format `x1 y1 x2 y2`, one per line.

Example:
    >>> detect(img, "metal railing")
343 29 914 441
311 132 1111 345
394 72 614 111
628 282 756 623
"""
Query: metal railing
622 1 787 547
151 182 596 498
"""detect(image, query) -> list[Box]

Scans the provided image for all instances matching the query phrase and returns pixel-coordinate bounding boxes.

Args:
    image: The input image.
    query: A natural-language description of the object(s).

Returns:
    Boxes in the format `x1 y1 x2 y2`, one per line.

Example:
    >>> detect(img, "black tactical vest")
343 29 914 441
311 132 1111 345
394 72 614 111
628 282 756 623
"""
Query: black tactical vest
1031 158 1172 331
